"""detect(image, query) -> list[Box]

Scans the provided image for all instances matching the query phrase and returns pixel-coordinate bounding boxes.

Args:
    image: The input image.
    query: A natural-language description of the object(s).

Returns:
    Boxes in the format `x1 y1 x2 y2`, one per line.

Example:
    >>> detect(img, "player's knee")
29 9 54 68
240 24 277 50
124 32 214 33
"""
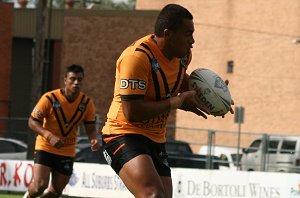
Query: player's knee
143 185 165 198
29 181 48 196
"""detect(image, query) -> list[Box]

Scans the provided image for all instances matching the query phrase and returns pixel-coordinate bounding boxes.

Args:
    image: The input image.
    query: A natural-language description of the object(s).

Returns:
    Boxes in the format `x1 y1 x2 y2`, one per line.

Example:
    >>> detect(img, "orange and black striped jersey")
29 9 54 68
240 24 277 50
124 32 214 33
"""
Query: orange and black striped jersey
31 89 96 157
102 34 192 143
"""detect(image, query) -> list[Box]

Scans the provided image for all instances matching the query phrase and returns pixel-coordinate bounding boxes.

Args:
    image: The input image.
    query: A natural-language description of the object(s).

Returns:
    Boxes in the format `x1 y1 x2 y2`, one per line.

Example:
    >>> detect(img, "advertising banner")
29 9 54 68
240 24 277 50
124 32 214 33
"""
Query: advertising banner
0 160 33 192
172 168 300 198
1 160 300 198
63 163 133 198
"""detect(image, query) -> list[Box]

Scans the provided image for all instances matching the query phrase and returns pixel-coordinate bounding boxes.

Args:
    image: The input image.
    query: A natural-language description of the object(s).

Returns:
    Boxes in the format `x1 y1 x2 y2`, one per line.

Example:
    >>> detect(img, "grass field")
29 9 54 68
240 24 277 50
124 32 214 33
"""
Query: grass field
0 193 76 198
0 192 22 198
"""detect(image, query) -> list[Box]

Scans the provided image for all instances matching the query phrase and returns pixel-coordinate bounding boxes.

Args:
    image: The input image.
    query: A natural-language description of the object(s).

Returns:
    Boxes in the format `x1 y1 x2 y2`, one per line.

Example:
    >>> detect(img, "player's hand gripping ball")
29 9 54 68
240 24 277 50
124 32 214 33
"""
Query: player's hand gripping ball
189 68 232 116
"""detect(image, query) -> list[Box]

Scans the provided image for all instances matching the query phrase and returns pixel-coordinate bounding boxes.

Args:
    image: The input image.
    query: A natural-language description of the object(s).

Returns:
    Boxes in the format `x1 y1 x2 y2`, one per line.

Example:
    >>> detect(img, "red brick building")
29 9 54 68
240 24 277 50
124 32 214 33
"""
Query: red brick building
0 3 13 136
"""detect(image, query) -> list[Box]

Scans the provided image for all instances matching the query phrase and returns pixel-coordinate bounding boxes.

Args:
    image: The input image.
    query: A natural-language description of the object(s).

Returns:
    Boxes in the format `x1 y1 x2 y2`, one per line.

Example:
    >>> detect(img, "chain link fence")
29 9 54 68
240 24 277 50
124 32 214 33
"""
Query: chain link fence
1 116 300 173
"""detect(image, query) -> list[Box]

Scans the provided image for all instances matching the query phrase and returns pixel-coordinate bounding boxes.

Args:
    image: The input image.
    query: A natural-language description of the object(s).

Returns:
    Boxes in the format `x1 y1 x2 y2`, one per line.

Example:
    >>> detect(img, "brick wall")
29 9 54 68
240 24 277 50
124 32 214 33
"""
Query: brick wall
61 15 155 120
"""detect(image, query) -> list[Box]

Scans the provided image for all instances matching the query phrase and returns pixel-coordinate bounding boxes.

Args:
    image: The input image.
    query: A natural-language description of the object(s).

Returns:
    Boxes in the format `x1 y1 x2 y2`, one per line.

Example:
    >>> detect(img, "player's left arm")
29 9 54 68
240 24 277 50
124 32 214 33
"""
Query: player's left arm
84 123 99 151
83 100 99 151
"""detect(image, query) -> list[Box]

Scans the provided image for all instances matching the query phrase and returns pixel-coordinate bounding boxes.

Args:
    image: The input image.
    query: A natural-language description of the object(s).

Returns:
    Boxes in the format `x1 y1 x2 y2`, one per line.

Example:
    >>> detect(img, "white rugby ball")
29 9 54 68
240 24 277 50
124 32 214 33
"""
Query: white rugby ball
189 68 231 116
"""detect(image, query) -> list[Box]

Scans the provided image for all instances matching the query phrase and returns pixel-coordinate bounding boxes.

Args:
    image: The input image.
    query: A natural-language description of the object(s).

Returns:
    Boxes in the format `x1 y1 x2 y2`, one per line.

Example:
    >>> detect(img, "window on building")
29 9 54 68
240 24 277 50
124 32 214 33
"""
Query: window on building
227 60 234 73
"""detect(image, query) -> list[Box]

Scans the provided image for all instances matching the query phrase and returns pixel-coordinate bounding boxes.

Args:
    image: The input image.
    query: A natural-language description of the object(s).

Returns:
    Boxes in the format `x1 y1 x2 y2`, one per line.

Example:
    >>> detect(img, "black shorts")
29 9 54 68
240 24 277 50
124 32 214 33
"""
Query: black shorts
34 150 74 176
102 134 171 177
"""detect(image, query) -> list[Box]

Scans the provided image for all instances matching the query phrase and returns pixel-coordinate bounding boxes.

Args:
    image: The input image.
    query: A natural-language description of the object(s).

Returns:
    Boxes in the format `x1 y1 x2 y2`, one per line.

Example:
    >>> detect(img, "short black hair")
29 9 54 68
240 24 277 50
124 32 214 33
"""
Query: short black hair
154 4 193 36
65 64 84 77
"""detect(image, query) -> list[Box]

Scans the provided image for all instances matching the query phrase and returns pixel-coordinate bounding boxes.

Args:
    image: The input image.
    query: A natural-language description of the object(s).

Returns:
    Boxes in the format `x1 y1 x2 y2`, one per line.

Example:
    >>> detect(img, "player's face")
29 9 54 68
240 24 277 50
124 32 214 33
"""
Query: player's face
64 72 84 94
169 19 195 58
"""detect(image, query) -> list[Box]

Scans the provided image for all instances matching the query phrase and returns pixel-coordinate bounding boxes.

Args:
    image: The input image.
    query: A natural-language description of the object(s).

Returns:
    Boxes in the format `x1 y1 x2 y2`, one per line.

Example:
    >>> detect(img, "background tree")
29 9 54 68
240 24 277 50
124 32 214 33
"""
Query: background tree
52 0 136 9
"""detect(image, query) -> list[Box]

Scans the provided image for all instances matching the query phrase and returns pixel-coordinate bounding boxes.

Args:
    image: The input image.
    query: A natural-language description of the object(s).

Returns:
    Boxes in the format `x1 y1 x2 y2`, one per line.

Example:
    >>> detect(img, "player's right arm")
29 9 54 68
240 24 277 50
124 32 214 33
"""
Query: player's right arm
177 73 210 118
119 55 209 122
119 55 171 122
28 94 64 149
123 90 209 121
28 117 64 149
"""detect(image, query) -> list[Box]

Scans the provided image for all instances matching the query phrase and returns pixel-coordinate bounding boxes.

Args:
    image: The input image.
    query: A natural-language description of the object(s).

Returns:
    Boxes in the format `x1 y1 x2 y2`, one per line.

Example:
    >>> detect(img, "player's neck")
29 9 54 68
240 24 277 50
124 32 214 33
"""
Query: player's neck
63 88 78 102
153 35 174 60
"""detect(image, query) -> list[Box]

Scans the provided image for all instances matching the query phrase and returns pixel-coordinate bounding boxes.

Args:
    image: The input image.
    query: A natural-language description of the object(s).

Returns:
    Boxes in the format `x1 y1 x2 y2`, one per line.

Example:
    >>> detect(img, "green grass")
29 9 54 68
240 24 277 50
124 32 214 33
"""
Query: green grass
0 192 76 198
0 192 22 198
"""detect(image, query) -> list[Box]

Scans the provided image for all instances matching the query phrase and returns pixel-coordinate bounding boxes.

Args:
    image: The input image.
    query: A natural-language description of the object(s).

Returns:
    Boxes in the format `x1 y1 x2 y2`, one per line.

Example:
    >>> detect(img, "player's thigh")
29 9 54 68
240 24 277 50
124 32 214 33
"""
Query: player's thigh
160 176 172 198
48 170 71 193
32 163 51 187
48 154 74 193
32 150 53 187
119 154 163 194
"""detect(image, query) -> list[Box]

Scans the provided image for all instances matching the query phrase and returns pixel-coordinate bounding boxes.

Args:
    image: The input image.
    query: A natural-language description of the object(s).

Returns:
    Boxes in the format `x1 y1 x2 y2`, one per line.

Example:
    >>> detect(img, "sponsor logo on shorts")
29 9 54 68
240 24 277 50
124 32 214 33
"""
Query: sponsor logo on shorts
103 150 112 165
63 159 72 171
159 151 169 167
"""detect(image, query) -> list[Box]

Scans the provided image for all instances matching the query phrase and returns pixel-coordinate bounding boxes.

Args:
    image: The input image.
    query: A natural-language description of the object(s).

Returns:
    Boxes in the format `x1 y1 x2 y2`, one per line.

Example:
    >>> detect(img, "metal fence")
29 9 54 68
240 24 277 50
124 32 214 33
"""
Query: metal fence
1 116 300 173
172 126 300 173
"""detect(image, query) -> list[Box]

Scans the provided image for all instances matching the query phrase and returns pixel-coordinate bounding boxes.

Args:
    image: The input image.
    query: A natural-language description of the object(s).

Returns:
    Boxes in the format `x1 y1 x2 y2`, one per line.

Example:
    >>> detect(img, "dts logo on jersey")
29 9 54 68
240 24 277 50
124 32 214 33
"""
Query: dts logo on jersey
120 79 146 90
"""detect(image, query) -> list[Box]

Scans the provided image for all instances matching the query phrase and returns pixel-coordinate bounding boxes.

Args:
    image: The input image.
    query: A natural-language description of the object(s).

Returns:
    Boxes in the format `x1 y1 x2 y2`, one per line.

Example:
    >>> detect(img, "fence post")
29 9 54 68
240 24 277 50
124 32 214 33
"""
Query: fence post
234 106 244 170
206 130 215 169
260 134 268 171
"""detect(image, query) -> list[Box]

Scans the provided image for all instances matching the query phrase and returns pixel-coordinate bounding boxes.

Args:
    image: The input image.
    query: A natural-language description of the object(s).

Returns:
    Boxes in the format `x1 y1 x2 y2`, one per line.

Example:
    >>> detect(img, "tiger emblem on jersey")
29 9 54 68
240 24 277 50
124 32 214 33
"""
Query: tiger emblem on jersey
53 101 61 109
78 103 86 112
151 58 160 72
